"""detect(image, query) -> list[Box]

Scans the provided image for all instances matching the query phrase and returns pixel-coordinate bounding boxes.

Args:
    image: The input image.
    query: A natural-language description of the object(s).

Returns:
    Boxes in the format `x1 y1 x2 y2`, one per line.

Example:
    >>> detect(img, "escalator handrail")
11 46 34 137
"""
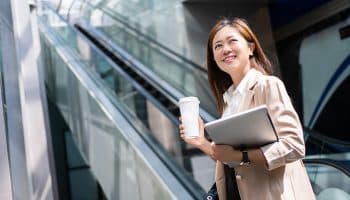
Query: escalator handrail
304 158 350 177
73 25 180 125
304 127 350 147
78 1 207 74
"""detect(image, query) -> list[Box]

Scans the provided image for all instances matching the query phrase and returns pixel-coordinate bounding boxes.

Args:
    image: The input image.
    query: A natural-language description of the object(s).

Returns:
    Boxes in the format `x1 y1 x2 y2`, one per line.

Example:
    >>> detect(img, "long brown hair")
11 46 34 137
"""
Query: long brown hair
207 18 273 115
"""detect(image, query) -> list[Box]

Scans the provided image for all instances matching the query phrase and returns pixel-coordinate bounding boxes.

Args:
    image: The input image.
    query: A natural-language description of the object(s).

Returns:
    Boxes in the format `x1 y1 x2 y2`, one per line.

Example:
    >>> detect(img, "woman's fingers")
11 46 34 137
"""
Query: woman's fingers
179 129 185 134
178 117 185 139
198 116 205 137
179 124 184 131
199 117 204 127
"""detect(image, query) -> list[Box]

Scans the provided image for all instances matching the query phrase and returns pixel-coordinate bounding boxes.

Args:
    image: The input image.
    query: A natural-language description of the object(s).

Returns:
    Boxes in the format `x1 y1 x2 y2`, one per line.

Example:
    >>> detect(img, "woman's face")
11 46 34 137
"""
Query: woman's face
212 26 253 76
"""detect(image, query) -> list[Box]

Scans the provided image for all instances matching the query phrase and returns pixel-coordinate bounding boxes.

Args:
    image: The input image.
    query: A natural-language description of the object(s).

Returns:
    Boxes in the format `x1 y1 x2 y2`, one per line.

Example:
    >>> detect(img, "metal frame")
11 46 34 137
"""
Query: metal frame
0 0 56 199
0 32 12 199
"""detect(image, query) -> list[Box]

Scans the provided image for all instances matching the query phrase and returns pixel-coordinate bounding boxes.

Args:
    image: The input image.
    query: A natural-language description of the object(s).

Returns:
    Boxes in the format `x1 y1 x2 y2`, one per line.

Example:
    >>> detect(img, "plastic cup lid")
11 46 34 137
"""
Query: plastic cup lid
178 96 200 105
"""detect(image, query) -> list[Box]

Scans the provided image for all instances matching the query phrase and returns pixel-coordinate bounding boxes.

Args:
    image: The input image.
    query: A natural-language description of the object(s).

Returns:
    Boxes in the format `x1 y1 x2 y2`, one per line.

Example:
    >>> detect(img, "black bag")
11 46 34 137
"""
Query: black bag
203 165 241 200
202 182 219 200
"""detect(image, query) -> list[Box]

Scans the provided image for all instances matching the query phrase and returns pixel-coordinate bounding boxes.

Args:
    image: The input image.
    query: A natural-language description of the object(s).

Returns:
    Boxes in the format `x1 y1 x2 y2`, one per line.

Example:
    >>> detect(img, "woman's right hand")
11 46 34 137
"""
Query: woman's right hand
179 117 210 151
179 117 238 162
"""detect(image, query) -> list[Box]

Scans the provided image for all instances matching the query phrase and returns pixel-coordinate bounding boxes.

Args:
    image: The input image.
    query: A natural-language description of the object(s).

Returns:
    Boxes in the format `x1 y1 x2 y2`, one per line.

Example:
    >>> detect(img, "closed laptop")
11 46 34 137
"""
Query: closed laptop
204 105 278 148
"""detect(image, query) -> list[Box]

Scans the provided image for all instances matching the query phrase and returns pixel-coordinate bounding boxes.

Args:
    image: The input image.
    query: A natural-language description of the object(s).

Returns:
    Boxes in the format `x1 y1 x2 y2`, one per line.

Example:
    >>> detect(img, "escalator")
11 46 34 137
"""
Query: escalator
38 5 209 199
37 2 350 199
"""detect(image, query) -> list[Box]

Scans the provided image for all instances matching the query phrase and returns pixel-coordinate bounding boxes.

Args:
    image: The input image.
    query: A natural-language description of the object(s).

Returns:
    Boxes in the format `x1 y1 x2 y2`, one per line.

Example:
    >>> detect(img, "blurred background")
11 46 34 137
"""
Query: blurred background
0 0 349 199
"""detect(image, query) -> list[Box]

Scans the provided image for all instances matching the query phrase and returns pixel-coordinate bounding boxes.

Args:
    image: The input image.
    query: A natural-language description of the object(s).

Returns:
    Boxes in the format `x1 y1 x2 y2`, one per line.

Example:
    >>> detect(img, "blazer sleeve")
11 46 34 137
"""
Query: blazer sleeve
259 76 305 170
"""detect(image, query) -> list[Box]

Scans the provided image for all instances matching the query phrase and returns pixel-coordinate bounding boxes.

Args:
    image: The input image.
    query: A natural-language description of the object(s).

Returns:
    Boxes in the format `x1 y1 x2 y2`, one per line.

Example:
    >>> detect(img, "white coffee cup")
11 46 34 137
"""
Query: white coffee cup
178 96 200 138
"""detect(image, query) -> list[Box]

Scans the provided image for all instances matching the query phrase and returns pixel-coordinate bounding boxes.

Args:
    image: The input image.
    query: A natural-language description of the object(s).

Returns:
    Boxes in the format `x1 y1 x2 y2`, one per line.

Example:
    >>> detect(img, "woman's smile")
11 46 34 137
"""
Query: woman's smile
223 55 236 63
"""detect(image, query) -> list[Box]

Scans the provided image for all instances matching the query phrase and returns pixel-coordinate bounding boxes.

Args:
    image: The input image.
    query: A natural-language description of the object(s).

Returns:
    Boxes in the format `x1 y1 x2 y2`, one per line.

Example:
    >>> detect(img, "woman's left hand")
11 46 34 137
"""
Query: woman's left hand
209 143 240 163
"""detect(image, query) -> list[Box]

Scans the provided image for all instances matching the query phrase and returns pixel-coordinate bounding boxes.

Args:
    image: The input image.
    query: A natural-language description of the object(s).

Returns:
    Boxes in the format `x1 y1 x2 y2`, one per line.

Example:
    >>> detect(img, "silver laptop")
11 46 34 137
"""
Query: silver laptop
204 105 278 148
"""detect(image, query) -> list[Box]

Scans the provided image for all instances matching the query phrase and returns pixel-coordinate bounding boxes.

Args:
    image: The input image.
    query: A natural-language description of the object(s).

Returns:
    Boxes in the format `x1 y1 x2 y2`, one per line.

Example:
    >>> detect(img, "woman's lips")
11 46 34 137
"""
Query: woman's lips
223 55 236 63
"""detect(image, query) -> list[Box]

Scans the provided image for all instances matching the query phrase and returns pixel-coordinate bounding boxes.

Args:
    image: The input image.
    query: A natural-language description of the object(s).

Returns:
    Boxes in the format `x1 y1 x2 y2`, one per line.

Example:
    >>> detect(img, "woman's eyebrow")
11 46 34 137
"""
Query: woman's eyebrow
226 35 235 40
213 34 237 45
214 35 236 44
214 40 223 45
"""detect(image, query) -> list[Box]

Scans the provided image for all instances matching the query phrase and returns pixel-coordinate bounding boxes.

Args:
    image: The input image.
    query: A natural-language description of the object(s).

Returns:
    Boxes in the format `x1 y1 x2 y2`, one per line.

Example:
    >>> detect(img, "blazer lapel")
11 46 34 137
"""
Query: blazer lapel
236 71 259 112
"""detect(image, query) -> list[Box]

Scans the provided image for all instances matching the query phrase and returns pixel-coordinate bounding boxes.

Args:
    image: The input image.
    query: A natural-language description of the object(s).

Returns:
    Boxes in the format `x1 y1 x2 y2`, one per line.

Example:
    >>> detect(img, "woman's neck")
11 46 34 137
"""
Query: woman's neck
230 65 251 87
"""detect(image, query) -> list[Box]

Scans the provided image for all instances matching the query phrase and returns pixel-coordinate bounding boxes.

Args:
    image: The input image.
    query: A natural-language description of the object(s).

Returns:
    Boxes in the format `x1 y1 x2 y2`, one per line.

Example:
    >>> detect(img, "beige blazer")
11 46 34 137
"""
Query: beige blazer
216 69 315 200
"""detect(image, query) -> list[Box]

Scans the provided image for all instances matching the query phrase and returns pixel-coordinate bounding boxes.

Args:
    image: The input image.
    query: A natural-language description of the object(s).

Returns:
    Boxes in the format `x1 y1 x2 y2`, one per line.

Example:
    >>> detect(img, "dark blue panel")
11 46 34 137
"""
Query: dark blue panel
269 0 332 29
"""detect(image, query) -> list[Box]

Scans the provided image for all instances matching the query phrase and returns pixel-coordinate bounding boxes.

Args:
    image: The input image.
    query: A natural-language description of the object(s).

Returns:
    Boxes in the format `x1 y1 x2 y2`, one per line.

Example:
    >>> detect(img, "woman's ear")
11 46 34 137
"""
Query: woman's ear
249 43 255 57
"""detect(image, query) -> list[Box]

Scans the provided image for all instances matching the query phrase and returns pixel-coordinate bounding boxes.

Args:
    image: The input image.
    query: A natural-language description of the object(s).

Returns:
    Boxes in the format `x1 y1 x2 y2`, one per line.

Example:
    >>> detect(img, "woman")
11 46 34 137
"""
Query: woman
179 18 315 200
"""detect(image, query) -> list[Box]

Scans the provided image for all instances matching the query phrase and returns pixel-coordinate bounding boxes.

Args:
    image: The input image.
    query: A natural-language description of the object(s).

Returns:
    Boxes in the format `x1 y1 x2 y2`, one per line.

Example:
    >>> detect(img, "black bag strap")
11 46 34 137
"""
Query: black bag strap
224 165 241 200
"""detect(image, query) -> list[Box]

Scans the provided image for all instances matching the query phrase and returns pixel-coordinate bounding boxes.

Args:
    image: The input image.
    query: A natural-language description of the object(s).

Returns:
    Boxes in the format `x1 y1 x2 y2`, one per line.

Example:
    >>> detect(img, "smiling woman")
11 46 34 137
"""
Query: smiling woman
179 18 316 200
207 18 272 116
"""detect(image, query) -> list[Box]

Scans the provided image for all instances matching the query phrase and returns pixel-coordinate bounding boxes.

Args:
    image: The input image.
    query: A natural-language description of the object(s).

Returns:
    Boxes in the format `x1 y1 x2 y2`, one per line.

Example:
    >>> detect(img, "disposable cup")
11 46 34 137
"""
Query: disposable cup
178 97 200 138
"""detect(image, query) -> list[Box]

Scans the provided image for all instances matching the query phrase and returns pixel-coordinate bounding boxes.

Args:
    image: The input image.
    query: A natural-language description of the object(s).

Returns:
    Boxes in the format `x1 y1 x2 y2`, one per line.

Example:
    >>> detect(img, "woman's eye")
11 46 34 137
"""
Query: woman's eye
214 44 222 50
229 38 237 43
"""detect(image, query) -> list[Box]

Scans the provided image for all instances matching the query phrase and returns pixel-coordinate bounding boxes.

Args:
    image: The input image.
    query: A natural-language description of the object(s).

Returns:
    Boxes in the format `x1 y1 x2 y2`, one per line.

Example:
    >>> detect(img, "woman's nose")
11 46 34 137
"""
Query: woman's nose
223 43 232 54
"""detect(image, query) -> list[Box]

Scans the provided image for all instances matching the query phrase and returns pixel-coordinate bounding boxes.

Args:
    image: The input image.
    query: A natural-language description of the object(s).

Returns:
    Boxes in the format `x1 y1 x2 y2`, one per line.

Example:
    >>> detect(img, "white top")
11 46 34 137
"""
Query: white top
222 68 256 117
